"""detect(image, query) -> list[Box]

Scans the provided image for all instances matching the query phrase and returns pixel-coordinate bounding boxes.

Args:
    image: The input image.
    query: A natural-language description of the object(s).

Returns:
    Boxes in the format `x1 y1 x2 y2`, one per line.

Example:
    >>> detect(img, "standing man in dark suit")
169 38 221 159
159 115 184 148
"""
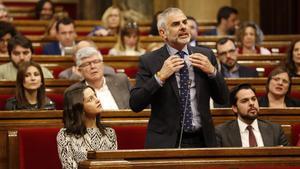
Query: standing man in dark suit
43 17 77 55
130 8 228 148
215 83 289 147
216 37 258 78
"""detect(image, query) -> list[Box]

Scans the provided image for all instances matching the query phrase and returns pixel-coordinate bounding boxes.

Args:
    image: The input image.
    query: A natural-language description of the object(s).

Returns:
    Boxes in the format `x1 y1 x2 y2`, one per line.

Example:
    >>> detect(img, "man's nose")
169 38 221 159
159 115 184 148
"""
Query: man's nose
19 54 25 60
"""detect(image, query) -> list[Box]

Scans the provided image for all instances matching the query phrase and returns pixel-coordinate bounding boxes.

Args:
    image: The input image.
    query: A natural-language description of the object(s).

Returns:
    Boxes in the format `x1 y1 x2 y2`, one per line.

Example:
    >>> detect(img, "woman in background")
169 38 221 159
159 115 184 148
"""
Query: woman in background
57 85 117 169
108 22 145 56
89 6 123 36
236 21 271 55
5 61 55 110
35 0 55 20
285 40 300 77
259 66 300 108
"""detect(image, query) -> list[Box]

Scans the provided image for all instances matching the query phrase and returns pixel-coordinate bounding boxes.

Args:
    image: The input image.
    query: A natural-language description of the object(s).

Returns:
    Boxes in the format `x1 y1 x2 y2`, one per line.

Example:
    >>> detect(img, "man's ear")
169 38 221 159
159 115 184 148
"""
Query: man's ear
159 28 167 40
232 105 238 114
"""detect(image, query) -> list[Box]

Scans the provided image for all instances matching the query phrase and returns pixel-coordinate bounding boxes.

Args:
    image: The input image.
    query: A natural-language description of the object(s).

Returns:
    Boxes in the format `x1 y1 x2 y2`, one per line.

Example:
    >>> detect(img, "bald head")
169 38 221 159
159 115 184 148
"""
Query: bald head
75 40 97 53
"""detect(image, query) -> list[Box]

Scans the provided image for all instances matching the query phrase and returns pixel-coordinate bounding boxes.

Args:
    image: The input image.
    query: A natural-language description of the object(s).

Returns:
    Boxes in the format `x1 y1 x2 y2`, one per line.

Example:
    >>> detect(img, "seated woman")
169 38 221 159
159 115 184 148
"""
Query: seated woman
285 40 300 77
57 85 117 168
259 66 300 108
108 22 145 56
89 6 123 36
236 21 271 55
35 0 55 20
5 61 55 110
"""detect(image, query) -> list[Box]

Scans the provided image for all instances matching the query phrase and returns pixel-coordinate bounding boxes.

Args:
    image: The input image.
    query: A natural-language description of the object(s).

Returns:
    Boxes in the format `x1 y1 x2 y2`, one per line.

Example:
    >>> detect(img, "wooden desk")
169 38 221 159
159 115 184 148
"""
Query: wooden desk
79 147 300 169
2 108 300 169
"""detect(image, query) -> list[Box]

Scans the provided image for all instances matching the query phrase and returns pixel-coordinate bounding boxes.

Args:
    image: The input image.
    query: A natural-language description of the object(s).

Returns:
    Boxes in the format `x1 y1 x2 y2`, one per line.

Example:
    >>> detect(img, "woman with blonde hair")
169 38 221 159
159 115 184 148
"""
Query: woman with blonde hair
236 21 271 55
89 6 123 36
108 22 145 56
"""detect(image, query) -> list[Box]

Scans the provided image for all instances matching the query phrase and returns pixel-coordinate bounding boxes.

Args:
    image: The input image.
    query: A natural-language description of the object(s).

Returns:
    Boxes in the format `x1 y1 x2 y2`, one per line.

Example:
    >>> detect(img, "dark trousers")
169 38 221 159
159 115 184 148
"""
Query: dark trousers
177 128 205 148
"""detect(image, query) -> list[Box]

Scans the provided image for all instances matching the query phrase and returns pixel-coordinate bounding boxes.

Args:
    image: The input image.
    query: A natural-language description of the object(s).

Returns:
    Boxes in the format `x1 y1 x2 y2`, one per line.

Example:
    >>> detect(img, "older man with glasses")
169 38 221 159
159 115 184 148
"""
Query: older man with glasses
64 46 131 110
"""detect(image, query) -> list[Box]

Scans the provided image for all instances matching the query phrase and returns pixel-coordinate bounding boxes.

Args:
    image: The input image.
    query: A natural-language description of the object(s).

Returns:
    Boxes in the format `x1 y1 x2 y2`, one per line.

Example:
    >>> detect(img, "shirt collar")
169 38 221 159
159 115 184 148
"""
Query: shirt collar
166 44 189 56
237 117 259 132
85 77 106 90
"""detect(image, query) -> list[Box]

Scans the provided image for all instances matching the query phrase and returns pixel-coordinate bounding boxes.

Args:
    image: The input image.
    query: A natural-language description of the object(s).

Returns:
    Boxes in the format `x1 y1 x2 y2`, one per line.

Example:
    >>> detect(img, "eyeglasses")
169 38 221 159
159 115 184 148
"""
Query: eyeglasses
126 22 138 29
271 77 289 84
218 49 236 57
79 59 102 68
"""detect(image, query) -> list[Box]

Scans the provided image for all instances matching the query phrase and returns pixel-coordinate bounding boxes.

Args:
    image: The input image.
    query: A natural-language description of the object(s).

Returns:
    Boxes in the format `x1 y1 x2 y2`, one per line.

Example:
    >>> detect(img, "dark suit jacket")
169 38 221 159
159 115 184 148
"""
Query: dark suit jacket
64 73 131 109
43 42 61 55
221 64 259 78
259 95 300 107
130 45 228 148
215 119 289 147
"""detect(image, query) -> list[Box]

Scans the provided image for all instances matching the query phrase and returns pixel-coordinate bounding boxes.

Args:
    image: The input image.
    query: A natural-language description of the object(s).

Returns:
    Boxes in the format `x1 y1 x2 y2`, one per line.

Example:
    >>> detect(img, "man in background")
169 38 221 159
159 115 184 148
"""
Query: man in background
43 17 77 55
204 6 239 36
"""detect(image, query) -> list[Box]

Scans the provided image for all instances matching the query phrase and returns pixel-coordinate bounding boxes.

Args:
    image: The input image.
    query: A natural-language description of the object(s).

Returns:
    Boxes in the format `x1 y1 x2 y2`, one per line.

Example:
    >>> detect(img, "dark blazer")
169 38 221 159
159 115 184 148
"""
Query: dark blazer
43 42 61 55
65 73 131 109
215 119 289 147
259 95 300 107
130 45 228 148
221 64 259 78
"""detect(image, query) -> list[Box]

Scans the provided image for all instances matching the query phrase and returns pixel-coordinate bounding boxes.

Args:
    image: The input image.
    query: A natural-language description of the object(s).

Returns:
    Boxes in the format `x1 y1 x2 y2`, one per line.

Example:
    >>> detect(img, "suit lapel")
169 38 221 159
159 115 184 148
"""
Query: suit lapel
258 120 273 146
105 76 122 108
229 121 243 147
160 45 180 101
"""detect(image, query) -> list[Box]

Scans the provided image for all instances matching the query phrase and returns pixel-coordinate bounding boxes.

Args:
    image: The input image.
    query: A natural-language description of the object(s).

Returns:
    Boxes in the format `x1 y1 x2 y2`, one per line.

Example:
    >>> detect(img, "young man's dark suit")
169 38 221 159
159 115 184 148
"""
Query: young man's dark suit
130 45 228 148
215 119 289 147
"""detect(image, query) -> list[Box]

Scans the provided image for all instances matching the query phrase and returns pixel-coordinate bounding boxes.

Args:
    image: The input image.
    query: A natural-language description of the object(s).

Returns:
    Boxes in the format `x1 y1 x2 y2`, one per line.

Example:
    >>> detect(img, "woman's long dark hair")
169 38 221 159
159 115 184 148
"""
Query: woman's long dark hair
16 61 46 109
63 85 105 137
35 0 54 19
285 40 300 77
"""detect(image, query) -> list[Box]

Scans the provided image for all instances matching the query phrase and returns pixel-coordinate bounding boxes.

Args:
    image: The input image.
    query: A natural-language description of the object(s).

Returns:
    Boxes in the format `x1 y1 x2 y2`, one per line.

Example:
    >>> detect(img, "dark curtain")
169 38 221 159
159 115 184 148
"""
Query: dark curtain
260 0 300 34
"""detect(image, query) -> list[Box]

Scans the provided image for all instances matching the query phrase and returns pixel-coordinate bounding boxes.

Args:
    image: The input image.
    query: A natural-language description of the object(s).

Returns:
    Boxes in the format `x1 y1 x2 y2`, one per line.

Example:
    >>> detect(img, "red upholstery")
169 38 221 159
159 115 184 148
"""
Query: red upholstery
18 128 62 169
113 125 147 149
291 124 300 146
0 94 13 110
47 93 64 110
99 48 110 55
34 46 43 55
51 67 65 79
18 126 147 169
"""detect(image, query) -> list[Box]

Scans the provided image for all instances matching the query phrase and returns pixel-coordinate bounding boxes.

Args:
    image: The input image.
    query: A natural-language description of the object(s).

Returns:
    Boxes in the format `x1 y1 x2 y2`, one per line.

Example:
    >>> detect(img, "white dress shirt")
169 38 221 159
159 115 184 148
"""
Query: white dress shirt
86 78 119 110
237 118 264 147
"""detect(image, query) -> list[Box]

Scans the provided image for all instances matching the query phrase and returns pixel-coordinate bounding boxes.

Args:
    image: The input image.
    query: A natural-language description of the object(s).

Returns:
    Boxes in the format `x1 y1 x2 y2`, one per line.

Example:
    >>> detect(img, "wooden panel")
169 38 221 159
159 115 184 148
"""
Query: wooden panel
1 108 300 169
79 147 300 169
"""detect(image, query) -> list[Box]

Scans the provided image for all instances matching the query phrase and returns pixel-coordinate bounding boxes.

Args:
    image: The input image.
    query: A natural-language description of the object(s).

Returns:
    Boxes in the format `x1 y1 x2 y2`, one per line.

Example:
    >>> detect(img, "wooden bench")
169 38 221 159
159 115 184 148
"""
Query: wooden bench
0 54 287 78
78 147 300 169
1 108 300 169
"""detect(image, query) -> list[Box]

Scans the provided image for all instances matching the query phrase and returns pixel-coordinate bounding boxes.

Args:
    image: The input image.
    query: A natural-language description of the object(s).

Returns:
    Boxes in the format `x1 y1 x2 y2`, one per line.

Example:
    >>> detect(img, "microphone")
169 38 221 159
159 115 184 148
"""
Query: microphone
178 79 192 148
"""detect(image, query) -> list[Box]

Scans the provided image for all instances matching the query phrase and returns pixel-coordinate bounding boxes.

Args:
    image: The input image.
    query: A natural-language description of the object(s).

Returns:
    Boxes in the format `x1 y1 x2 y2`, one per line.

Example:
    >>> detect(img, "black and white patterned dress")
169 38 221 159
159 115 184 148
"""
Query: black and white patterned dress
56 127 117 169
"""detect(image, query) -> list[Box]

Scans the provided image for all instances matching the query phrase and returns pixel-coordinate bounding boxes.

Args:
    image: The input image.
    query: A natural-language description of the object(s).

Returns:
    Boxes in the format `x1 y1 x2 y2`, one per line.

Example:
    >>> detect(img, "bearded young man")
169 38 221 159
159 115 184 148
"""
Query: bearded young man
0 34 53 80
215 83 289 147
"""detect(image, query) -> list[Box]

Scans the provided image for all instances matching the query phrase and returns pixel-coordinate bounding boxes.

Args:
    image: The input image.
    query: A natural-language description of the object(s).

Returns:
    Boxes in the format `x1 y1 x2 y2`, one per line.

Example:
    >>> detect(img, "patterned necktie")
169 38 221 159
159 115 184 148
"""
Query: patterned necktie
246 125 258 147
177 51 193 132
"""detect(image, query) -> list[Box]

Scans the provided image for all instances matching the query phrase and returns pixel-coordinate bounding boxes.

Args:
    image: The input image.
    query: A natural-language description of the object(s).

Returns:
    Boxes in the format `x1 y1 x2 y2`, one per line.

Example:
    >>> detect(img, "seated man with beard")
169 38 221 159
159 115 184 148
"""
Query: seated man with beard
0 34 53 80
216 37 258 78
215 83 289 147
